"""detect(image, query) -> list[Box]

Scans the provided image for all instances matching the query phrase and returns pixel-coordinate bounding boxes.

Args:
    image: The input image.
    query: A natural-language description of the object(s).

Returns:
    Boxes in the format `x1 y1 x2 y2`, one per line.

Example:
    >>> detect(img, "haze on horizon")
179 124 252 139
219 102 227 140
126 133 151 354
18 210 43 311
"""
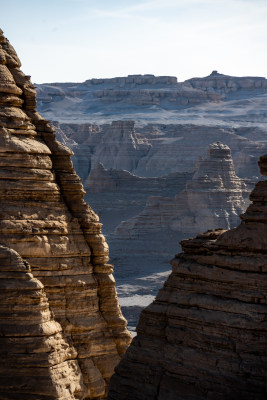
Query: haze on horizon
2 0 267 84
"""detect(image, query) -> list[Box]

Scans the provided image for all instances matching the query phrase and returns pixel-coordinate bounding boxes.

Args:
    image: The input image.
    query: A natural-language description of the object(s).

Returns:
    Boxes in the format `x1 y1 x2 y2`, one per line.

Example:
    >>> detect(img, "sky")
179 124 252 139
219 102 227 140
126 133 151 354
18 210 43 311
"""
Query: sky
1 0 267 84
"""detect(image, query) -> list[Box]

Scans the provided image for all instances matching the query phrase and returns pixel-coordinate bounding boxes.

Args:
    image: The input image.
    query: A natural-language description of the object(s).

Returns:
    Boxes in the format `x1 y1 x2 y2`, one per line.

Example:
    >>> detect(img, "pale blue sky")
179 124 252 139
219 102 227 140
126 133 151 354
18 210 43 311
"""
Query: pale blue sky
1 0 267 83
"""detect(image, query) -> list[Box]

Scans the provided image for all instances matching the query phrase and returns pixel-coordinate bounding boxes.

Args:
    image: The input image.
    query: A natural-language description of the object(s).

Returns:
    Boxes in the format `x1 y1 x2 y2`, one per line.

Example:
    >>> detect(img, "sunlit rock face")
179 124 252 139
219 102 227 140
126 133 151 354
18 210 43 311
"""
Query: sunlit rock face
0 245 85 400
0 29 131 399
108 154 267 400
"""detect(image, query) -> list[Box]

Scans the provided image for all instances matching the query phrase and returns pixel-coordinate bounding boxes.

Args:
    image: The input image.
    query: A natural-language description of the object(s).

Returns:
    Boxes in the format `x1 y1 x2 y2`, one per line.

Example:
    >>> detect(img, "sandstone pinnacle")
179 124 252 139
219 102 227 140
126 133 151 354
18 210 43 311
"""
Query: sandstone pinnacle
0 29 131 400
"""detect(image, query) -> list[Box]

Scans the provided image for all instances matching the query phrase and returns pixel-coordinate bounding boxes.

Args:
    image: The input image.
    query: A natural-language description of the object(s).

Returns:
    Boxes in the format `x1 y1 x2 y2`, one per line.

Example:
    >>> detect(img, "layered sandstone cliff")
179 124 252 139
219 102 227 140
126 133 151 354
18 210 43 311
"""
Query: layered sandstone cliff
0 29 131 399
0 245 85 399
108 155 267 400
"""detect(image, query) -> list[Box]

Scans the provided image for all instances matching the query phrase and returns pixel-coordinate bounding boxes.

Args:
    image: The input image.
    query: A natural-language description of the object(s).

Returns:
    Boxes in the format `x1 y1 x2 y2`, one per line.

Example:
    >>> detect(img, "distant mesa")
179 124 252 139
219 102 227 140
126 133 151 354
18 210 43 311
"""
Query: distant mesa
85 74 178 86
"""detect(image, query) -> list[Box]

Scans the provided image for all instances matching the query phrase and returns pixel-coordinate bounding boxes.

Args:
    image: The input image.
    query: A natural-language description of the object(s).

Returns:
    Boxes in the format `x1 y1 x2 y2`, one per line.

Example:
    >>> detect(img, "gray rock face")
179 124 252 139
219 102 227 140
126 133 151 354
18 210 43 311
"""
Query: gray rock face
85 75 178 86
85 163 192 233
186 70 267 98
35 73 222 123
91 121 150 172
115 143 249 237
53 121 106 181
54 121 267 183
35 71 267 129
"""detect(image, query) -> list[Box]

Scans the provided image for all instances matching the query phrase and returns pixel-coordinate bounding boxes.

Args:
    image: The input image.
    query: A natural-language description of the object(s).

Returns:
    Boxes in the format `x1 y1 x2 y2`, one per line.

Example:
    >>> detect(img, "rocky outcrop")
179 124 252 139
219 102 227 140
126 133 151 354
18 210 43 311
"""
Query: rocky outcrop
85 163 191 195
186 70 267 97
108 154 267 400
51 119 267 183
53 122 107 181
91 121 150 172
115 142 249 237
84 163 192 234
0 29 131 399
0 245 85 400
35 71 267 131
85 75 178 86
36 75 222 122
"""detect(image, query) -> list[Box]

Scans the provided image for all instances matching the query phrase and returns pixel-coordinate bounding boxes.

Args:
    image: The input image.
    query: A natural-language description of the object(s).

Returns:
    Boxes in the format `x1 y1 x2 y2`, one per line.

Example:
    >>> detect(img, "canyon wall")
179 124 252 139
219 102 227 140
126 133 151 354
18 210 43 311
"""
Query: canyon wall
115 142 249 237
0 29 131 400
35 51 267 340
104 142 249 332
35 71 267 125
108 154 267 400
54 121 267 182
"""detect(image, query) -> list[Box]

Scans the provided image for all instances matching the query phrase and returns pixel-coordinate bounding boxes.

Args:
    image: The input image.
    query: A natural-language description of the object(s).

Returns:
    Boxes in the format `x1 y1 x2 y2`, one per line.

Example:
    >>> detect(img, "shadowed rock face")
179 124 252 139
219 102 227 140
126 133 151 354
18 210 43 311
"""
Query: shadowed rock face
91 120 150 173
108 155 267 400
0 29 131 399
114 142 249 238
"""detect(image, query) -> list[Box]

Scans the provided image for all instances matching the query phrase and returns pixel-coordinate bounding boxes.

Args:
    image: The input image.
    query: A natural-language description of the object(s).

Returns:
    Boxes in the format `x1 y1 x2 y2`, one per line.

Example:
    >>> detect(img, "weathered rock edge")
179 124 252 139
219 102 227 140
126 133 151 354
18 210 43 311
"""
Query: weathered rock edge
0 29 131 400
108 156 267 399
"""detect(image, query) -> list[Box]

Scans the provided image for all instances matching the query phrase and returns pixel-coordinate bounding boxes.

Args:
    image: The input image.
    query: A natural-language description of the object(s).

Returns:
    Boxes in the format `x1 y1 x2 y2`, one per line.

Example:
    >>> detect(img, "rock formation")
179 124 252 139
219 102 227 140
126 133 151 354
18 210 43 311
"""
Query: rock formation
186 70 267 97
0 28 131 399
35 71 267 132
115 142 249 237
84 163 192 233
36 74 221 123
91 121 150 173
51 119 267 184
108 154 267 400
0 245 85 399
85 75 178 86
53 122 107 181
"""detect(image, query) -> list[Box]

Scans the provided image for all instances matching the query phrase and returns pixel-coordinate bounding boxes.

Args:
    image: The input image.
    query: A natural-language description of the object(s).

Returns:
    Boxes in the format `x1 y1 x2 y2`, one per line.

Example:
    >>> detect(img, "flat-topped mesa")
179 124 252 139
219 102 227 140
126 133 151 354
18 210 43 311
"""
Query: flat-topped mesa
186 70 267 93
108 154 267 400
0 29 131 399
85 75 178 86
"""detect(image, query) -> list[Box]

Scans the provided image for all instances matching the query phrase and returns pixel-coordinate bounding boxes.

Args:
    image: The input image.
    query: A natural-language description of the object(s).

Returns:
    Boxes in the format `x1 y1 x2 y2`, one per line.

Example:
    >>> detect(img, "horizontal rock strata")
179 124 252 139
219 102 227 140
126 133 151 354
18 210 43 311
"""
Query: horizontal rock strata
115 142 249 237
0 28 131 399
91 120 150 172
52 120 267 184
0 245 85 400
85 163 192 233
108 155 267 400
186 70 267 96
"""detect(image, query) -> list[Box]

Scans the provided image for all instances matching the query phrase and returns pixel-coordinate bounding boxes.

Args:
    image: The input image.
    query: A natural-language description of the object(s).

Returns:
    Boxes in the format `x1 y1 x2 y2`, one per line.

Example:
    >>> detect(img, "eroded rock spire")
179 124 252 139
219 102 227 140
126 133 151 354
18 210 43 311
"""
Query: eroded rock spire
0 28 131 399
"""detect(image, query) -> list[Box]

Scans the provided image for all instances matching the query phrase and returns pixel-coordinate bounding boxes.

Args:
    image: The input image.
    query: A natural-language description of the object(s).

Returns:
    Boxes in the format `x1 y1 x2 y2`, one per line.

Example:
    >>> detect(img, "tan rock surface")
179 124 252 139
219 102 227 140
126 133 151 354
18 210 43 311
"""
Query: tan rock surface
108 155 267 399
0 245 85 400
0 29 131 399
